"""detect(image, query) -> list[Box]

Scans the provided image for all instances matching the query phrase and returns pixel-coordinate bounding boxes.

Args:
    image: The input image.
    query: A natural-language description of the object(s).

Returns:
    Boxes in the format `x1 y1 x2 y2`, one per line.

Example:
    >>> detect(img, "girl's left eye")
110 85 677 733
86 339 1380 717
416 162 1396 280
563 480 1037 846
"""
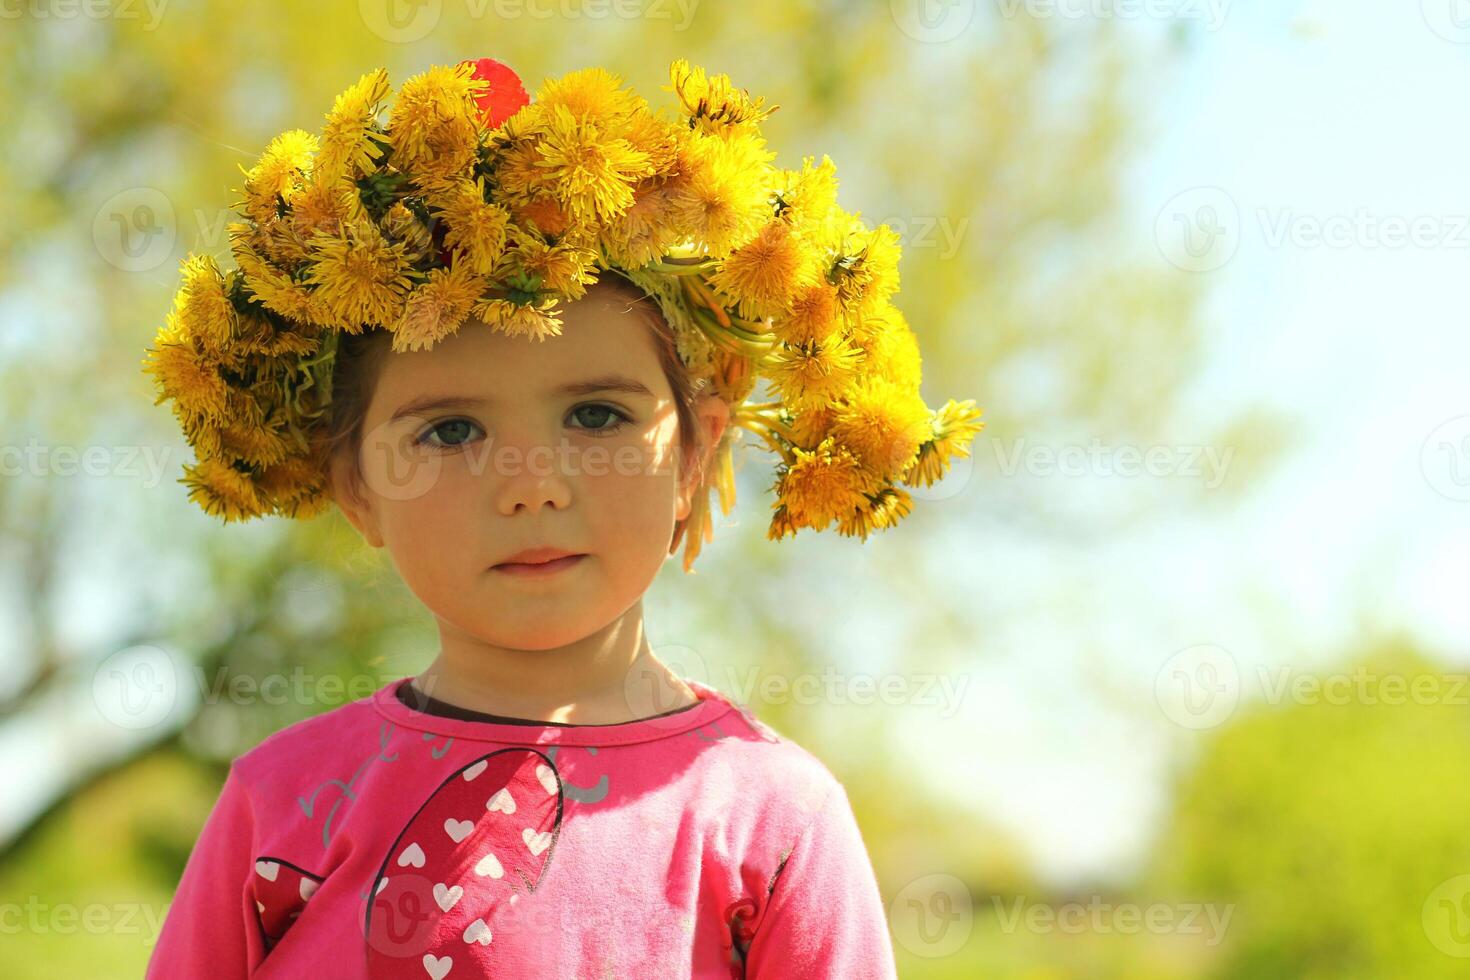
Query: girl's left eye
568 403 632 435
415 418 483 451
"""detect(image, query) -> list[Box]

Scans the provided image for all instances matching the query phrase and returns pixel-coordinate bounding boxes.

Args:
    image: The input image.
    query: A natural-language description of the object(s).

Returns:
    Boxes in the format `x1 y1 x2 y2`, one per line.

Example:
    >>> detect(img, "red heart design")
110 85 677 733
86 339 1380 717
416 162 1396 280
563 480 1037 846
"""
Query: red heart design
251 857 325 951
363 748 563 975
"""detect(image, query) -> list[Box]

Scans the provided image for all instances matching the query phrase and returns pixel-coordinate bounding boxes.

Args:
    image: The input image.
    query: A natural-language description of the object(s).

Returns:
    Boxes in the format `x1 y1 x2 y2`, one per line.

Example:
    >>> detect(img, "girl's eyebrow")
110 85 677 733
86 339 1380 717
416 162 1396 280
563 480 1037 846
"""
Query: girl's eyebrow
389 375 657 421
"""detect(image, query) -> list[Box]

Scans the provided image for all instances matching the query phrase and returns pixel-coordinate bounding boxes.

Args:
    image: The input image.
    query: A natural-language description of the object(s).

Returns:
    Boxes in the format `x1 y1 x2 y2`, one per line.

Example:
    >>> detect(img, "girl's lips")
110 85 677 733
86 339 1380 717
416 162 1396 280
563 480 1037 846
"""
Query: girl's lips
491 554 586 577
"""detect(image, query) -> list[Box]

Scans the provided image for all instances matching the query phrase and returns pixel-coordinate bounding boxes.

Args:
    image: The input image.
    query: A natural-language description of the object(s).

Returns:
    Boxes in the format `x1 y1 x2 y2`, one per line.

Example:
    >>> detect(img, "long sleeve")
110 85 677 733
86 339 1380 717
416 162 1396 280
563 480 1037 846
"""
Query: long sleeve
744 782 899 978
147 763 262 979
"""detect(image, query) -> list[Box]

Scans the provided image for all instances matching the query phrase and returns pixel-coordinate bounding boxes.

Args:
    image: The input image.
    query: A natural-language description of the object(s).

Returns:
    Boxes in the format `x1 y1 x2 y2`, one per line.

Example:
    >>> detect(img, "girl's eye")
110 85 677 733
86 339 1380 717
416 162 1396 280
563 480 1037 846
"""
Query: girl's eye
568 403 632 435
415 418 483 452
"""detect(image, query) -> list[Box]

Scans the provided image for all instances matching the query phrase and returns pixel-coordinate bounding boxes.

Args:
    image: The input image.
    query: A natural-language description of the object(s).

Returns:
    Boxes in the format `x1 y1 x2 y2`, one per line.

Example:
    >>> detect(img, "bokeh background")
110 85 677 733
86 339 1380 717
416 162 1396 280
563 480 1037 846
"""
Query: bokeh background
3 1 1470 976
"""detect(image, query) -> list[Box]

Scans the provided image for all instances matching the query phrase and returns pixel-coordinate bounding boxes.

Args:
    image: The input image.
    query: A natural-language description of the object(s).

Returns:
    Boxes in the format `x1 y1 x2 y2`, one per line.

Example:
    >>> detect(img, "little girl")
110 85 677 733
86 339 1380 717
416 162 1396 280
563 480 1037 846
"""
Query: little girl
141 55 980 979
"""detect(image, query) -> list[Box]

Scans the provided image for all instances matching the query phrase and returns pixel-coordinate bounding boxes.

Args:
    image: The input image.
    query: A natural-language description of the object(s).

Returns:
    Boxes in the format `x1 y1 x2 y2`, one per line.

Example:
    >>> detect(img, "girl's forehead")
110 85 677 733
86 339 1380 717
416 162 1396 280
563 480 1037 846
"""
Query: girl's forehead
369 306 669 412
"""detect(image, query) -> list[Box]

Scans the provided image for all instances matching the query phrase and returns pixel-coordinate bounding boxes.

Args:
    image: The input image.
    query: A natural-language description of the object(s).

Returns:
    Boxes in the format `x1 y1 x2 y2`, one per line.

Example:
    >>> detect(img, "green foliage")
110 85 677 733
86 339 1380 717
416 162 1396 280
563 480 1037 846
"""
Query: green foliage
1147 641 1470 979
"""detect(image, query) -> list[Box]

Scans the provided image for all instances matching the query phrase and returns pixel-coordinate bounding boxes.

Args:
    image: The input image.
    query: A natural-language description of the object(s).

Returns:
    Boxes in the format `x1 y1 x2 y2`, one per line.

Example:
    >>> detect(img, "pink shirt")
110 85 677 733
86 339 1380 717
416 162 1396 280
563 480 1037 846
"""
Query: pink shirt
146 676 899 978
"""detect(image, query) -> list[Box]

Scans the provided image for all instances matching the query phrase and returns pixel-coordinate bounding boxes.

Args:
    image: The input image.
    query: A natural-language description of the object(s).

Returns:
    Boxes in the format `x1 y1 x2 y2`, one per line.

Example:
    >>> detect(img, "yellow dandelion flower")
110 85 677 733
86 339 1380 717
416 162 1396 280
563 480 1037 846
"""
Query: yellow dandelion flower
775 282 840 347
470 296 564 342
829 376 934 482
599 178 686 269
382 201 435 265
903 398 986 488
537 66 647 122
788 403 838 450
181 457 265 523
389 63 483 176
240 129 318 225
216 410 293 469
708 219 821 320
231 230 320 322
390 262 488 353
849 302 923 391
774 435 881 531
533 103 654 225
315 68 391 183
828 219 902 315
305 220 416 331
234 310 321 358
776 155 838 229
766 336 862 410
438 180 511 275
497 228 598 301
504 195 570 238
289 175 359 241
257 453 329 516
837 485 914 541
621 110 681 175
141 315 230 423
668 59 775 138
667 130 776 257
767 503 799 542
169 253 236 354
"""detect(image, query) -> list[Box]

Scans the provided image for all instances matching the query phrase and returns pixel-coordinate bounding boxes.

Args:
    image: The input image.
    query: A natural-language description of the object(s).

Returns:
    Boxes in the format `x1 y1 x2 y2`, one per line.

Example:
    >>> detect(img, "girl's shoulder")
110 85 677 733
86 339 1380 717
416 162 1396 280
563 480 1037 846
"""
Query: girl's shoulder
228 679 390 787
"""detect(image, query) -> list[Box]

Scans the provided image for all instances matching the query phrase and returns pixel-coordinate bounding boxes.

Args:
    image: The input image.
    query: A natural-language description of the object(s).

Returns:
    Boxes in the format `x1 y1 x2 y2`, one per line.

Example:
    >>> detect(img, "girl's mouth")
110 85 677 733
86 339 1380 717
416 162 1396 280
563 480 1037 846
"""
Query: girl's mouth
491 554 587 577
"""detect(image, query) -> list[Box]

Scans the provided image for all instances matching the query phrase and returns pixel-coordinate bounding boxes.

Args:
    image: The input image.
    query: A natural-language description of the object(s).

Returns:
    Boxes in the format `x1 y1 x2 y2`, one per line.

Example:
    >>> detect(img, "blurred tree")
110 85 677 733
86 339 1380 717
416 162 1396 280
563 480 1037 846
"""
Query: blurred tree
1145 637 1470 979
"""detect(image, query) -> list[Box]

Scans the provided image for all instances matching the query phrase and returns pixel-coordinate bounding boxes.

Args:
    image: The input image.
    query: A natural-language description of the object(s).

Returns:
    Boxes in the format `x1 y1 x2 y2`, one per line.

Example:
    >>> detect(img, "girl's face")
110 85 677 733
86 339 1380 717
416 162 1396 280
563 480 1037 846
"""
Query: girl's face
333 282 728 650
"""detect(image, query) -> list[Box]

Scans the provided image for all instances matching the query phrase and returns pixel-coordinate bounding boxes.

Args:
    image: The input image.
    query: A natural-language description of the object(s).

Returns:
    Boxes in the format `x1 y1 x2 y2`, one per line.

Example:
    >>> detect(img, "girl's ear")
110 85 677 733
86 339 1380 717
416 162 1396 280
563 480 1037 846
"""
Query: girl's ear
675 393 730 523
327 450 385 549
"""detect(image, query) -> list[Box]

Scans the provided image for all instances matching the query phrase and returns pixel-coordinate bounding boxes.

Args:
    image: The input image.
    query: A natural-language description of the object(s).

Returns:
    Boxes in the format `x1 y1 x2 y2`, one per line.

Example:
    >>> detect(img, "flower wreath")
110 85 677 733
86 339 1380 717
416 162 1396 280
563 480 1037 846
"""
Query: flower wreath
142 56 985 570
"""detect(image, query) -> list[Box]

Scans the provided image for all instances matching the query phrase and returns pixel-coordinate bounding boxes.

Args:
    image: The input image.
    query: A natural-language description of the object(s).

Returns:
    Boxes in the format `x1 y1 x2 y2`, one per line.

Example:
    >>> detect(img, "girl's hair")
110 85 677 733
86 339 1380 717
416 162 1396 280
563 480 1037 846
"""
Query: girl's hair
316 272 714 544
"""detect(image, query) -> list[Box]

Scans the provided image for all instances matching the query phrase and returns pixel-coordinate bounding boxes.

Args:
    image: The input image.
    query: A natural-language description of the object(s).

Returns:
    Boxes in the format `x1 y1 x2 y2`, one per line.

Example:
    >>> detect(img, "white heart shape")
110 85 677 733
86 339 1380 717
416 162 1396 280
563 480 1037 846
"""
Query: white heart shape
474 851 504 879
444 818 474 843
462 759 488 782
463 918 492 945
423 953 452 980
535 764 558 795
433 882 463 913
255 900 265 914
254 860 279 882
486 788 516 814
397 842 426 868
375 877 389 895
299 878 319 901
522 827 552 856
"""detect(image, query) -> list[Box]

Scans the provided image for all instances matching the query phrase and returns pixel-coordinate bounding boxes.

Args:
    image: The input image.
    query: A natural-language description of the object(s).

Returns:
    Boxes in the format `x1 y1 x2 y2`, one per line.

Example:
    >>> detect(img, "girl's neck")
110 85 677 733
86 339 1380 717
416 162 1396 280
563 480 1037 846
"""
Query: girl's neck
412 602 698 725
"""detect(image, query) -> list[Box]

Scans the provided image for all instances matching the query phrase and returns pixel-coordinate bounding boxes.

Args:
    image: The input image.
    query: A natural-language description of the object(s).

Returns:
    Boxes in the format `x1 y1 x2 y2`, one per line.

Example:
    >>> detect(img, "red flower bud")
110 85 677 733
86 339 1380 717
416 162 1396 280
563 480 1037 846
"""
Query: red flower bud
459 57 530 129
